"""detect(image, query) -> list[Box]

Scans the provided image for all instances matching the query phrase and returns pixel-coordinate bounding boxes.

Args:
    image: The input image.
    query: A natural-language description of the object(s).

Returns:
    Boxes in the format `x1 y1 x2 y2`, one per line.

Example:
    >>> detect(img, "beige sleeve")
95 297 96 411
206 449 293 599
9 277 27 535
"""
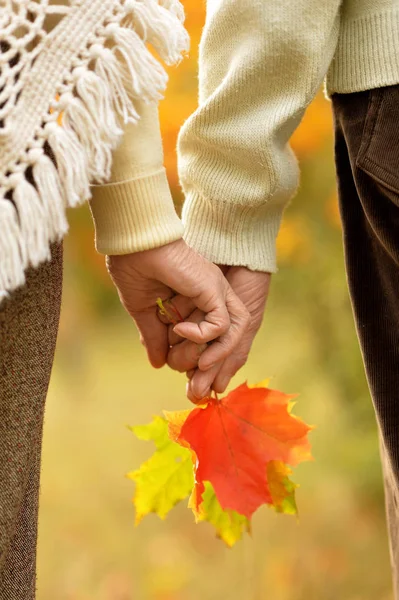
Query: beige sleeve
178 0 342 272
89 101 183 255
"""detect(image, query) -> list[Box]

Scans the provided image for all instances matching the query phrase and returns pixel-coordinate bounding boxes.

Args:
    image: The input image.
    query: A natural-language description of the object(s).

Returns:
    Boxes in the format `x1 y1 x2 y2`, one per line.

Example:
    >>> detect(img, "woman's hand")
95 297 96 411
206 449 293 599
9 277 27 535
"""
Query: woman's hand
106 240 251 369
163 266 271 401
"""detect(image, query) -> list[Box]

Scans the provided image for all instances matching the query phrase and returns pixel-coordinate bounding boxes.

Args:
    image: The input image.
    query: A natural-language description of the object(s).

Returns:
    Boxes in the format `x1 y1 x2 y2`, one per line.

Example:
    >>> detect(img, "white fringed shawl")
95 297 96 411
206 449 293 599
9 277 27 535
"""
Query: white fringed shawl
0 0 189 299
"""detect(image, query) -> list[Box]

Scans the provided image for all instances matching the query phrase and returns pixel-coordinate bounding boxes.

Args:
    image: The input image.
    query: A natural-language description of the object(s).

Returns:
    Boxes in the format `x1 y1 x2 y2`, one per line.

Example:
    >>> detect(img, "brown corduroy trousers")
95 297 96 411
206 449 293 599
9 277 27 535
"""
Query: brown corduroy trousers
0 244 62 600
1 85 399 599
333 85 399 597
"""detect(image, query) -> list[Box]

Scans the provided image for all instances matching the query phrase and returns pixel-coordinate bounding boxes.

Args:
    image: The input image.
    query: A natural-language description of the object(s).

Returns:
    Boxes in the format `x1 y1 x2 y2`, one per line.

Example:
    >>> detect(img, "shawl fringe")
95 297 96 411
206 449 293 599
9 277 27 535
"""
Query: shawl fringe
0 0 189 299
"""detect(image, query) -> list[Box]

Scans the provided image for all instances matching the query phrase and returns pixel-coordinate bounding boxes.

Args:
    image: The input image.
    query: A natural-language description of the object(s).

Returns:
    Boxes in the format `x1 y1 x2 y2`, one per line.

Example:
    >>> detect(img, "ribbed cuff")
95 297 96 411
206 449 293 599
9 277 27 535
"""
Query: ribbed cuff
327 8 399 94
89 168 184 255
182 192 285 273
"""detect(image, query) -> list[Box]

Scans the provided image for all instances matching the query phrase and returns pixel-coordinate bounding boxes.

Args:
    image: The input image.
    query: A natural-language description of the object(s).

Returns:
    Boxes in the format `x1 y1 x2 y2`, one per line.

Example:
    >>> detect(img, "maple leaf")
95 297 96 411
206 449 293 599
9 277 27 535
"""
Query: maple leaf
267 461 298 516
128 381 313 546
194 482 251 547
168 383 313 519
129 415 253 546
127 416 194 524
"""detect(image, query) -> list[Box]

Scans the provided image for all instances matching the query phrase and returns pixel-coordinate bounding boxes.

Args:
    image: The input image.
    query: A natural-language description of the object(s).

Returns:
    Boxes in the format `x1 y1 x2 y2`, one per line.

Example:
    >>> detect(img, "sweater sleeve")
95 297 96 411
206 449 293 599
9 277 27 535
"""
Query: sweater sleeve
89 101 183 255
178 0 342 272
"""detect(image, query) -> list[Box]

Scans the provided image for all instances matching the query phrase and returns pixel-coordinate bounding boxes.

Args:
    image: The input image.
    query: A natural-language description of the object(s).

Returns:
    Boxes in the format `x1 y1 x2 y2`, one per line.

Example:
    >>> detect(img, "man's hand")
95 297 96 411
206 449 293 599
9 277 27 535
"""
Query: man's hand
106 240 251 369
164 267 271 401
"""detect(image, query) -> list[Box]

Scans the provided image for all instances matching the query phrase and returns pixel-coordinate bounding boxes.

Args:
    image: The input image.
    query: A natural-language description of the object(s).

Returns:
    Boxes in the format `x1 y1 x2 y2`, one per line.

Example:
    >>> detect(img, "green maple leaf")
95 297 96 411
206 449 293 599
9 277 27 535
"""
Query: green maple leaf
267 461 298 516
197 482 251 547
127 416 194 524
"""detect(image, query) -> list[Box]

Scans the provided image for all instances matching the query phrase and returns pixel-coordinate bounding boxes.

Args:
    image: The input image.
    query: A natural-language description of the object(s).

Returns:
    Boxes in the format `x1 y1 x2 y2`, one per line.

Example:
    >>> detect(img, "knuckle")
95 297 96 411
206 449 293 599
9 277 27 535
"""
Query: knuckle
216 318 230 337
167 354 186 373
242 309 251 328
213 338 231 356
167 342 201 373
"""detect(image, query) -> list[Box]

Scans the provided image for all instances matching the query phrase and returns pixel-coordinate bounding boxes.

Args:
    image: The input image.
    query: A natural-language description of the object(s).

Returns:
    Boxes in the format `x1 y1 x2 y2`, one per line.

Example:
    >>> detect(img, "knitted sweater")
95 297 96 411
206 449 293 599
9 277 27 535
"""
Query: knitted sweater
0 0 188 299
90 0 399 273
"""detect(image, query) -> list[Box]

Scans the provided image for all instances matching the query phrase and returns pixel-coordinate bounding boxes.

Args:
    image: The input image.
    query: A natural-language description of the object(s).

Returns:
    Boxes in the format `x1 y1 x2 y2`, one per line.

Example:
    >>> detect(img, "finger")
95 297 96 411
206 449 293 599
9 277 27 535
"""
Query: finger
159 250 248 348
189 336 251 398
197 287 250 370
186 369 195 379
211 351 249 394
173 302 231 345
187 363 223 401
169 266 233 344
167 340 207 373
133 310 169 369
168 308 204 346
157 295 196 325
188 347 248 400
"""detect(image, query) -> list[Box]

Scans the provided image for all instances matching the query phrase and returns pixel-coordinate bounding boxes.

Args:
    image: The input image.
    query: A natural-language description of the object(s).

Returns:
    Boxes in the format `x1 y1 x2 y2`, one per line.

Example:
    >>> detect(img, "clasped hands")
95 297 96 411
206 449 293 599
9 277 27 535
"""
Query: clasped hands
107 239 271 402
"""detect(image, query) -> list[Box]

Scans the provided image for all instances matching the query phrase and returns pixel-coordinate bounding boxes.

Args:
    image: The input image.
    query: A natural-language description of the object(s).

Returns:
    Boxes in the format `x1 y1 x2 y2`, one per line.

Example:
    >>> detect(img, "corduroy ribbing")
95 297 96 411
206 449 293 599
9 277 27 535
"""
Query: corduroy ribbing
89 168 183 255
327 8 399 94
182 191 284 272
333 86 399 598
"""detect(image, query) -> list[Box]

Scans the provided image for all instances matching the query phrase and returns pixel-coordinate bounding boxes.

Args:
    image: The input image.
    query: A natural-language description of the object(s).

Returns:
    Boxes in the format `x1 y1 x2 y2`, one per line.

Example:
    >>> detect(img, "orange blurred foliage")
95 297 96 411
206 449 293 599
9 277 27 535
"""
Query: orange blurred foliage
325 192 342 230
276 216 313 265
159 3 205 199
290 92 333 157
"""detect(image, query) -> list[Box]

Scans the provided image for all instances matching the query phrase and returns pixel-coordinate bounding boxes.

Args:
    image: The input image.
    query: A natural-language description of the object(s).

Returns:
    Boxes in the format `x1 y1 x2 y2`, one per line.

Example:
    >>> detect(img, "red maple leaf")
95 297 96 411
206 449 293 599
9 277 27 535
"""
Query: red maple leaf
168 383 313 519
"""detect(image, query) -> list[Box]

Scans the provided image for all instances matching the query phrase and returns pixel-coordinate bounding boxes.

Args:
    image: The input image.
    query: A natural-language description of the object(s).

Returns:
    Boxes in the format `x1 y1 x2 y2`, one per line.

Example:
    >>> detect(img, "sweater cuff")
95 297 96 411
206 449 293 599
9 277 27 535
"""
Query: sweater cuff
182 191 284 273
89 168 184 255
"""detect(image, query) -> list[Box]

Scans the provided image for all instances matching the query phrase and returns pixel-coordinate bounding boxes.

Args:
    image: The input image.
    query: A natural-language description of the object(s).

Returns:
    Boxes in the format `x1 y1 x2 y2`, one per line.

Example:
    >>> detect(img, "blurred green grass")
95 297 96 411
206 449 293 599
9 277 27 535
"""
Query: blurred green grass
37 136 393 598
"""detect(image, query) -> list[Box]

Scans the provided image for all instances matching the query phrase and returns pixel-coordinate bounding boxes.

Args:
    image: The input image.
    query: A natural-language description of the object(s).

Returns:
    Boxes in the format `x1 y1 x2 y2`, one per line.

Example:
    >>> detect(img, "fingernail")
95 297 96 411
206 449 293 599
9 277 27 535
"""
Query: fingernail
186 383 200 404
196 385 210 399
186 381 208 404
173 325 185 337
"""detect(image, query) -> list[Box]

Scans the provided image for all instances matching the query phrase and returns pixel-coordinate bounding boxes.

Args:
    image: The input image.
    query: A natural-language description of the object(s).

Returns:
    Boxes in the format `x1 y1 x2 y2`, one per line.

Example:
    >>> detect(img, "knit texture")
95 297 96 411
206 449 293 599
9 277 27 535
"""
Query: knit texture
175 0 399 273
0 0 189 299
89 101 184 255
327 5 399 94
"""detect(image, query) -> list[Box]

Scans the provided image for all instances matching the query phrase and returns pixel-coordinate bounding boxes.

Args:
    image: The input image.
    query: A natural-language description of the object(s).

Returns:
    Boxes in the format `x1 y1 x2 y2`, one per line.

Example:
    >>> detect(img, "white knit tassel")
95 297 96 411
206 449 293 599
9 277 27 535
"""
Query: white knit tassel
32 152 69 242
109 24 168 102
159 0 185 21
123 0 189 65
74 68 123 145
46 121 91 208
0 199 25 298
12 174 51 268
93 46 140 125
62 94 113 183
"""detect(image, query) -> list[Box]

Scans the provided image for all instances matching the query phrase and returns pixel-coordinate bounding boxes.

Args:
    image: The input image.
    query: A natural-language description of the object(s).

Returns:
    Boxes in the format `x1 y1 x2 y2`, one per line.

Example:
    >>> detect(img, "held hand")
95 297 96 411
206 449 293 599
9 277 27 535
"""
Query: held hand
106 240 250 369
163 266 271 401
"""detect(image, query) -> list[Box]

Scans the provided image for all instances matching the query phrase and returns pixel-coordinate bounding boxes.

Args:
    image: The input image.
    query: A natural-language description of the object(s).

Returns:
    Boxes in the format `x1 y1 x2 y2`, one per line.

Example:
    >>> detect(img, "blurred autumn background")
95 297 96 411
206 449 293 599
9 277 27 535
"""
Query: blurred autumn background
38 3 393 600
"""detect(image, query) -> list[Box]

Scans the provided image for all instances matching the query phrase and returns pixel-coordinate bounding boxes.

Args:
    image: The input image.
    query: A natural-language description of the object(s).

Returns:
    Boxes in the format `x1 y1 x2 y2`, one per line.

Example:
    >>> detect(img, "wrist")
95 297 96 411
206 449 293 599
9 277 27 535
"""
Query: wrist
107 238 190 279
